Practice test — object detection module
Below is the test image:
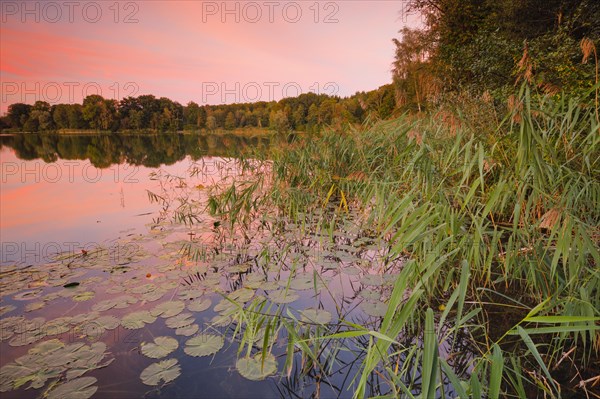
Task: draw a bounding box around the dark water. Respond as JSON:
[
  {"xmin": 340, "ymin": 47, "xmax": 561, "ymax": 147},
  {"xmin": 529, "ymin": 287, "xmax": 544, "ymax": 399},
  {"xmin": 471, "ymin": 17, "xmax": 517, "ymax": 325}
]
[{"xmin": 0, "ymin": 133, "xmax": 472, "ymax": 399}]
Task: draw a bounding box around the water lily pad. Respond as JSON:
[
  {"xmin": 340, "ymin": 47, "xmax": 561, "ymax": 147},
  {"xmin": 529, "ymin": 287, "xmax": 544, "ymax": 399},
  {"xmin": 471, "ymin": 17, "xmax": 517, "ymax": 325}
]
[
  {"xmin": 236, "ymin": 353, "xmax": 277, "ymax": 381},
  {"xmin": 210, "ymin": 314, "xmax": 231, "ymax": 327},
  {"xmin": 321, "ymin": 260, "xmax": 339, "ymax": 270},
  {"xmin": 178, "ymin": 288, "xmax": 204, "ymax": 301},
  {"xmin": 253, "ymin": 280, "xmax": 280, "ymax": 291},
  {"xmin": 0, "ymin": 363, "xmax": 29, "ymax": 391},
  {"xmin": 0, "ymin": 329, "xmax": 15, "ymax": 342},
  {"xmin": 132, "ymin": 283, "xmax": 157, "ymax": 294},
  {"xmin": 337, "ymin": 252, "xmax": 360, "ymax": 263},
  {"xmin": 300, "ymin": 308, "xmax": 332, "ymax": 325},
  {"xmin": 66, "ymin": 355, "xmax": 114, "ymax": 380},
  {"xmin": 14, "ymin": 317, "xmax": 45, "ymax": 334},
  {"xmin": 187, "ymin": 298, "xmax": 211, "ymax": 312},
  {"xmin": 0, "ymin": 305, "xmax": 16, "ymax": 316},
  {"xmin": 288, "ymin": 274, "xmax": 320, "ymax": 291},
  {"xmin": 43, "ymin": 342, "xmax": 88, "ymax": 368},
  {"xmin": 112, "ymin": 295, "xmax": 138, "ymax": 309},
  {"xmin": 95, "ymin": 315, "xmax": 120, "ymax": 330},
  {"xmin": 70, "ymin": 312, "xmax": 100, "ymax": 326},
  {"xmin": 361, "ymin": 300, "xmax": 388, "ymax": 317},
  {"xmin": 0, "ymin": 316, "xmax": 24, "ymax": 329},
  {"xmin": 141, "ymin": 336, "xmax": 178, "ymax": 359},
  {"xmin": 267, "ymin": 289, "xmax": 299, "ymax": 304},
  {"xmin": 214, "ymin": 298, "xmax": 239, "ymax": 314},
  {"xmin": 183, "ymin": 334, "xmax": 224, "ymax": 357},
  {"xmin": 228, "ymin": 288, "xmax": 255, "ymax": 303},
  {"xmin": 23, "ymin": 368, "xmax": 62, "ymax": 389},
  {"xmin": 225, "ymin": 263, "xmax": 252, "ymax": 273},
  {"xmin": 72, "ymin": 291, "xmax": 95, "ymax": 302},
  {"xmin": 10, "ymin": 330, "xmax": 46, "ymax": 346},
  {"xmin": 360, "ymin": 274, "xmax": 386, "ymax": 286},
  {"xmin": 92, "ymin": 299, "xmax": 117, "ymax": 312},
  {"xmin": 359, "ymin": 290, "xmax": 382, "ymax": 301},
  {"xmin": 25, "ymin": 301, "xmax": 46, "ymax": 312},
  {"xmin": 175, "ymin": 324, "xmax": 199, "ymax": 336},
  {"xmin": 150, "ymin": 301, "xmax": 185, "ymax": 318},
  {"xmin": 341, "ymin": 266, "xmax": 361, "ymax": 276},
  {"xmin": 28, "ymin": 338, "xmax": 65, "ymax": 355},
  {"xmin": 105, "ymin": 285, "xmax": 125, "ymax": 294},
  {"xmin": 141, "ymin": 289, "xmax": 166, "ymax": 302},
  {"xmin": 79, "ymin": 315, "xmax": 120, "ymax": 338},
  {"xmin": 140, "ymin": 358, "xmax": 181, "ymax": 386},
  {"xmin": 44, "ymin": 318, "xmax": 72, "ymax": 336},
  {"xmin": 91, "ymin": 292, "xmax": 137, "ymax": 311},
  {"xmin": 165, "ymin": 312, "xmax": 195, "ymax": 329},
  {"xmin": 13, "ymin": 289, "xmax": 43, "ymax": 301},
  {"xmin": 48, "ymin": 376, "xmax": 98, "ymax": 399},
  {"xmin": 121, "ymin": 311, "xmax": 157, "ymax": 329}
]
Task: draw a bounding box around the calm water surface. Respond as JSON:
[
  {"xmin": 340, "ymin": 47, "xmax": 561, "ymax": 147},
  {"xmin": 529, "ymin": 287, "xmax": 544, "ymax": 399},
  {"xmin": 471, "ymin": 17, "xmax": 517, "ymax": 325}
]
[{"xmin": 0, "ymin": 134, "xmax": 472, "ymax": 398}]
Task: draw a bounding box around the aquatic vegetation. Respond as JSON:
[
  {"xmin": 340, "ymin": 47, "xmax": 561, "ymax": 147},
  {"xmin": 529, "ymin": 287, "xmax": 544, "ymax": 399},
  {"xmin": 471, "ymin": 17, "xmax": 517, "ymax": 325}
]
[
  {"xmin": 140, "ymin": 359, "xmax": 181, "ymax": 386},
  {"xmin": 183, "ymin": 334, "xmax": 224, "ymax": 357},
  {"xmin": 47, "ymin": 377, "xmax": 99, "ymax": 399},
  {"xmin": 236, "ymin": 353, "xmax": 278, "ymax": 381},
  {"xmin": 141, "ymin": 337, "xmax": 179, "ymax": 359}
]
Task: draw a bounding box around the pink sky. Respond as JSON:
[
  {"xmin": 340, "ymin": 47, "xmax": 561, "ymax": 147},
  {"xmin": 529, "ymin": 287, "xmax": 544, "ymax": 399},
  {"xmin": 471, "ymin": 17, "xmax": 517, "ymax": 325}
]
[{"xmin": 0, "ymin": 1, "xmax": 422, "ymax": 113}]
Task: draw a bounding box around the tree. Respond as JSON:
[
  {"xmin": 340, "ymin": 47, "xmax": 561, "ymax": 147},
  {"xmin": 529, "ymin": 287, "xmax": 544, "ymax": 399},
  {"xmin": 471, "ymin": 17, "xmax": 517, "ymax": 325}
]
[
  {"xmin": 206, "ymin": 115, "xmax": 217, "ymax": 131},
  {"xmin": 392, "ymin": 28, "xmax": 438, "ymax": 111},
  {"xmin": 67, "ymin": 104, "xmax": 84, "ymax": 129},
  {"xmin": 52, "ymin": 104, "xmax": 70, "ymax": 129},
  {"xmin": 405, "ymin": 0, "xmax": 600, "ymax": 94},
  {"xmin": 23, "ymin": 101, "xmax": 53, "ymax": 131},
  {"xmin": 269, "ymin": 110, "xmax": 289, "ymax": 134},
  {"xmin": 82, "ymin": 95, "xmax": 117, "ymax": 130},
  {"xmin": 307, "ymin": 103, "xmax": 320, "ymax": 128},
  {"xmin": 292, "ymin": 104, "xmax": 306, "ymax": 129},
  {"xmin": 82, "ymin": 95, "xmax": 105, "ymax": 129},
  {"xmin": 184, "ymin": 101, "xmax": 200, "ymax": 130},
  {"xmin": 224, "ymin": 111, "xmax": 236, "ymax": 130},
  {"xmin": 5, "ymin": 103, "xmax": 32, "ymax": 129}
]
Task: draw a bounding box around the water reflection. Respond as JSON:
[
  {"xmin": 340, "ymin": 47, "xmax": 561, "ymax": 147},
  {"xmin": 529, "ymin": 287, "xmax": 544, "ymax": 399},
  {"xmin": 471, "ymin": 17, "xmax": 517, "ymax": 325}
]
[{"xmin": 0, "ymin": 133, "xmax": 271, "ymax": 168}]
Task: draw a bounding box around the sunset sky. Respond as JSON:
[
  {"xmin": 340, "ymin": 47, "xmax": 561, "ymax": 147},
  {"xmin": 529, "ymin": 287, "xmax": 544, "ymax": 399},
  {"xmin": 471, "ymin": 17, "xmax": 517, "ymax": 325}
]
[{"xmin": 0, "ymin": 1, "xmax": 421, "ymax": 113}]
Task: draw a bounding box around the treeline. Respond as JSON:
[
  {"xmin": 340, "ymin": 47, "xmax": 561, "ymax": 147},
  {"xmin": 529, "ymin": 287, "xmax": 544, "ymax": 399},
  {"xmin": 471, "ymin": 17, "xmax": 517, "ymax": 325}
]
[
  {"xmin": 392, "ymin": 0, "xmax": 599, "ymax": 110},
  {"xmin": 0, "ymin": 86, "xmax": 396, "ymax": 134}
]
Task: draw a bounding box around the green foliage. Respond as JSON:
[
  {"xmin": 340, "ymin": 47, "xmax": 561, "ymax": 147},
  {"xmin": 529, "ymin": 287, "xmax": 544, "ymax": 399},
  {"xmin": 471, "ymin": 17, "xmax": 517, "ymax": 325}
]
[
  {"xmin": 397, "ymin": 0, "xmax": 599, "ymax": 108},
  {"xmin": 3, "ymin": 84, "xmax": 399, "ymax": 134},
  {"xmin": 214, "ymin": 86, "xmax": 599, "ymax": 397}
]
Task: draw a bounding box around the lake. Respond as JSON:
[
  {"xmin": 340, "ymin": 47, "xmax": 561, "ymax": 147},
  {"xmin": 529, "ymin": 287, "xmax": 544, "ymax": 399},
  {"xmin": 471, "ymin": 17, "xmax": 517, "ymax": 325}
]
[{"xmin": 0, "ymin": 134, "xmax": 472, "ymax": 398}]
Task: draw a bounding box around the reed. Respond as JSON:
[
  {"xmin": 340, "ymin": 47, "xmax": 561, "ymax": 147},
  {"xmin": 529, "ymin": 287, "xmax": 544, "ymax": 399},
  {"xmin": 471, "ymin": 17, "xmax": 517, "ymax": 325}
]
[{"xmin": 207, "ymin": 85, "xmax": 600, "ymax": 398}]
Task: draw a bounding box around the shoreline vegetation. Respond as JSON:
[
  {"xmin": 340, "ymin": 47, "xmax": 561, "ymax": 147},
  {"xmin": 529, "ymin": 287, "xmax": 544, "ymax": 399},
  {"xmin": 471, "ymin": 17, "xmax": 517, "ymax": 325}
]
[{"xmin": 205, "ymin": 84, "xmax": 599, "ymax": 398}]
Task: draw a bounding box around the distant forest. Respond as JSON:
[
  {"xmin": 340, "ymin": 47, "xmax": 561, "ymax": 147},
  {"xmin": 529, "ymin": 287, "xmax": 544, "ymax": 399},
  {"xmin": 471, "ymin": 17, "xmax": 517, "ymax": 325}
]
[{"xmin": 0, "ymin": 86, "xmax": 395, "ymax": 134}]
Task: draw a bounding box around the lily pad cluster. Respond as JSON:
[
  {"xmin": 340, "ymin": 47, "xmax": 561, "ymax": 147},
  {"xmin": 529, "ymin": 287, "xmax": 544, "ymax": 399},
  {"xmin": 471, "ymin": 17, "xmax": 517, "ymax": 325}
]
[
  {"xmin": 0, "ymin": 339, "xmax": 112, "ymax": 397},
  {"xmin": 0, "ymin": 172, "xmax": 406, "ymax": 395}
]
